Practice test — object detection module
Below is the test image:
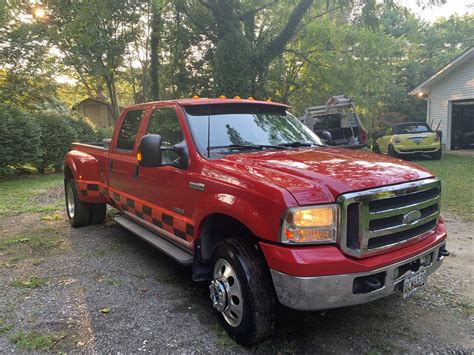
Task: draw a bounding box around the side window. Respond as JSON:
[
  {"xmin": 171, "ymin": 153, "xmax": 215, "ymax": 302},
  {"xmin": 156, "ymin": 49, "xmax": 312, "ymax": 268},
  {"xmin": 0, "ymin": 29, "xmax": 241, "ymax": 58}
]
[
  {"xmin": 147, "ymin": 107, "xmax": 184, "ymax": 162},
  {"xmin": 116, "ymin": 110, "xmax": 146, "ymax": 151}
]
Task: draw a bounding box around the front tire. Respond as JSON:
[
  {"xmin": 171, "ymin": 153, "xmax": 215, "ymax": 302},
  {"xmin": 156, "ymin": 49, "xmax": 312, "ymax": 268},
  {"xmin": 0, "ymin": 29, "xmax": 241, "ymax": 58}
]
[{"xmin": 209, "ymin": 238, "xmax": 276, "ymax": 345}]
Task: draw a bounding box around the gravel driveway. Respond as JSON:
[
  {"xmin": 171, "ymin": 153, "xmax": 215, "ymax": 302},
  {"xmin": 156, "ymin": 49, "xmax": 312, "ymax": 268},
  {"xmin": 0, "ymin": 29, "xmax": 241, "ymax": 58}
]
[{"xmin": 0, "ymin": 186, "xmax": 472, "ymax": 353}]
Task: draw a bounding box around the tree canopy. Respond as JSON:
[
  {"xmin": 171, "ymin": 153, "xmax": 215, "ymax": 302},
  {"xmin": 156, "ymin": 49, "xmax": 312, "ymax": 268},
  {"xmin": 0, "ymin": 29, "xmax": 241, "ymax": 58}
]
[{"xmin": 0, "ymin": 0, "xmax": 472, "ymax": 128}]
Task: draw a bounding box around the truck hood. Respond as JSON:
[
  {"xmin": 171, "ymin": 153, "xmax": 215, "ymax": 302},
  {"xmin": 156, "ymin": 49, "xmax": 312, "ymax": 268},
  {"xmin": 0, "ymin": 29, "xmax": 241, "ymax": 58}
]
[{"xmin": 220, "ymin": 148, "xmax": 433, "ymax": 205}]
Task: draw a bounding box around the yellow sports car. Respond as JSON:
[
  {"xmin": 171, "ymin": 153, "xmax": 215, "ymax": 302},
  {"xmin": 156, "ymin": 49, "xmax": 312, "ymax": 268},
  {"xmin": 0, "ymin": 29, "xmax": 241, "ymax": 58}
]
[{"xmin": 373, "ymin": 122, "xmax": 442, "ymax": 160}]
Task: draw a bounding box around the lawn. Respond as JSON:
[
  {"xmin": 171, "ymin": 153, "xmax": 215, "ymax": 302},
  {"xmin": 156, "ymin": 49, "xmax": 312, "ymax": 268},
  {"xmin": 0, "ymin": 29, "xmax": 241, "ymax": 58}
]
[
  {"xmin": 0, "ymin": 174, "xmax": 64, "ymax": 216},
  {"xmin": 0, "ymin": 154, "xmax": 472, "ymax": 221},
  {"xmin": 415, "ymin": 154, "xmax": 474, "ymax": 221}
]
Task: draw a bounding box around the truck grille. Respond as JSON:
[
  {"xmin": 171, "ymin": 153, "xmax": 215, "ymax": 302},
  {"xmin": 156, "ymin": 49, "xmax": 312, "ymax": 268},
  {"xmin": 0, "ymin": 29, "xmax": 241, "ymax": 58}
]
[{"xmin": 337, "ymin": 178, "xmax": 440, "ymax": 258}]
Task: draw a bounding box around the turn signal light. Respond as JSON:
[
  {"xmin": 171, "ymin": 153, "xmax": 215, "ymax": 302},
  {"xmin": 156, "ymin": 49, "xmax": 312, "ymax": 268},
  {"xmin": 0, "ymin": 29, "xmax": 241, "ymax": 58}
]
[
  {"xmin": 137, "ymin": 152, "xmax": 142, "ymax": 161},
  {"xmin": 192, "ymin": 95, "xmax": 200, "ymax": 100},
  {"xmin": 247, "ymin": 96, "xmax": 255, "ymax": 100},
  {"xmin": 234, "ymin": 96, "xmax": 241, "ymax": 99},
  {"xmin": 218, "ymin": 95, "xmax": 227, "ymax": 99}
]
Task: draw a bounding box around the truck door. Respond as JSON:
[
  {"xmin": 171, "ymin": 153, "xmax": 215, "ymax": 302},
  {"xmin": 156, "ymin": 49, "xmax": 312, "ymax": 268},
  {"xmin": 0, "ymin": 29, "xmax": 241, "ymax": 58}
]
[
  {"xmin": 107, "ymin": 108, "xmax": 148, "ymax": 200},
  {"xmin": 128, "ymin": 105, "xmax": 200, "ymax": 251}
]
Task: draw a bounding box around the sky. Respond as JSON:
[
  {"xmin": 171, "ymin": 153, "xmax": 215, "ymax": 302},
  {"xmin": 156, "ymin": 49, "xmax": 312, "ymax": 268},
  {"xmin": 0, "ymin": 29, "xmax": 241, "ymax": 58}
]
[{"xmin": 399, "ymin": 0, "xmax": 474, "ymax": 22}]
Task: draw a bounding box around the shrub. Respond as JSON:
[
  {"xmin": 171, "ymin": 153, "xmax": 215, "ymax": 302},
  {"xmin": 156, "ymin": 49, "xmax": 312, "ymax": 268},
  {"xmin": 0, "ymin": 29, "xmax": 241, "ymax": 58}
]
[
  {"xmin": 0, "ymin": 105, "xmax": 41, "ymax": 175},
  {"xmin": 66, "ymin": 114, "xmax": 96, "ymax": 142},
  {"xmin": 33, "ymin": 113, "xmax": 77, "ymax": 173},
  {"xmin": 95, "ymin": 126, "xmax": 114, "ymax": 141}
]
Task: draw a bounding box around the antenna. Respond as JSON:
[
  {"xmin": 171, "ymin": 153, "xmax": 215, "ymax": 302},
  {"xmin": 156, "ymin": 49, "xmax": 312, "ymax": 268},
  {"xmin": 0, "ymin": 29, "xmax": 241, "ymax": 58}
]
[{"xmin": 206, "ymin": 98, "xmax": 211, "ymax": 158}]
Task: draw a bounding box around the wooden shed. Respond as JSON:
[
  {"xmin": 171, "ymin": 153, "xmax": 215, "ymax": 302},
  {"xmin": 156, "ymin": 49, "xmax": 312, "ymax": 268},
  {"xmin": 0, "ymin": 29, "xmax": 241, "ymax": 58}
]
[{"xmin": 72, "ymin": 97, "xmax": 114, "ymax": 128}]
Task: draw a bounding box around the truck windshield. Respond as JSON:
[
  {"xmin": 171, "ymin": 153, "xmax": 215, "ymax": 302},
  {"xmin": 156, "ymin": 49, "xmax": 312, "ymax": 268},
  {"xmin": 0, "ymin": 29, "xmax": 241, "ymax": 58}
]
[{"xmin": 184, "ymin": 103, "xmax": 323, "ymax": 157}]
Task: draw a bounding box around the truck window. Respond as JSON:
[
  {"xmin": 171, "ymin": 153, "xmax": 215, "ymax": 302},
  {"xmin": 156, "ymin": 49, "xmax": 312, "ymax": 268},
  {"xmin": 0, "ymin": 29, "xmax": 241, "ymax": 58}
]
[
  {"xmin": 147, "ymin": 107, "xmax": 184, "ymax": 162},
  {"xmin": 116, "ymin": 109, "xmax": 146, "ymax": 151}
]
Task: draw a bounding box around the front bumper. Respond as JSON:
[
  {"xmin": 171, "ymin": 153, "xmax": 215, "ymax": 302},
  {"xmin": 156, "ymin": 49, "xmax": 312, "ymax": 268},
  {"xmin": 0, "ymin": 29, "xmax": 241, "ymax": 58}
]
[{"xmin": 270, "ymin": 241, "xmax": 447, "ymax": 311}]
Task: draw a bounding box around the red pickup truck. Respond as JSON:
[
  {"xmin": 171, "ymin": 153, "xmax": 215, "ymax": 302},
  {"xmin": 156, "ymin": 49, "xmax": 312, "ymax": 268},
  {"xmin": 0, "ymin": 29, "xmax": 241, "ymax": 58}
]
[{"xmin": 64, "ymin": 98, "xmax": 448, "ymax": 345}]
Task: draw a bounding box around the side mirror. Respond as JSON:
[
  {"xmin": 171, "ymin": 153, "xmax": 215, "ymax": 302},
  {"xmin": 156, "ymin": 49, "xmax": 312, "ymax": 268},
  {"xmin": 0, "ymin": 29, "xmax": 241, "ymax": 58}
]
[
  {"xmin": 138, "ymin": 134, "xmax": 163, "ymax": 167},
  {"xmin": 321, "ymin": 131, "xmax": 333, "ymax": 145}
]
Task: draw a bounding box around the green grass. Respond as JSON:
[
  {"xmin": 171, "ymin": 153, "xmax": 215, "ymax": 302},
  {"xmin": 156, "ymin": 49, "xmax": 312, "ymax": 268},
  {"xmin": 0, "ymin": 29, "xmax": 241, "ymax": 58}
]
[
  {"xmin": 0, "ymin": 173, "xmax": 63, "ymax": 216},
  {"xmin": 415, "ymin": 154, "xmax": 474, "ymax": 221},
  {"xmin": 10, "ymin": 277, "xmax": 47, "ymax": 289},
  {"xmin": 9, "ymin": 331, "xmax": 64, "ymax": 351}
]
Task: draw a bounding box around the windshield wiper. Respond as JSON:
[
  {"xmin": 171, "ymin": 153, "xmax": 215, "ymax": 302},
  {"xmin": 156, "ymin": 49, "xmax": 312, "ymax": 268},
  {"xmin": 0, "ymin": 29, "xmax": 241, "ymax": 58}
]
[
  {"xmin": 278, "ymin": 141, "xmax": 313, "ymax": 147},
  {"xmin": 208, "ymin": 144, "xmax": 284, "ymax": 151}
]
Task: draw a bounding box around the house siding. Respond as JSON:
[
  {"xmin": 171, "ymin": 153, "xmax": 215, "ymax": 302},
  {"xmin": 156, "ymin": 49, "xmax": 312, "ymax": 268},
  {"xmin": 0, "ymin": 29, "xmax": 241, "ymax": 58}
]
[{"xmin": 428, "ymin": 58, "xmax": 474, "ymax": 149}]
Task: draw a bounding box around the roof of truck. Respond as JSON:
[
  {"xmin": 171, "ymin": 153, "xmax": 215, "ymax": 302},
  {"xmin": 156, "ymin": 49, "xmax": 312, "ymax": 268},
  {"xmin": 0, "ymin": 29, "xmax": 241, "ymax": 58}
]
[{"xmin": 131, "ymin": 98, "xmax": 290, "ymax": 109}]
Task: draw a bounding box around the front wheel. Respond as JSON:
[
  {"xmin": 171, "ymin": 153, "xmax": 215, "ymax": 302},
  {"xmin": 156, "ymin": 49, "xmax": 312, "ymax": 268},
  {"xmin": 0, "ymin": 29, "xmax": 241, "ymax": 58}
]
[{"xmin": 209, "ymin": 238, "xmax": 276, "ymax": 345}]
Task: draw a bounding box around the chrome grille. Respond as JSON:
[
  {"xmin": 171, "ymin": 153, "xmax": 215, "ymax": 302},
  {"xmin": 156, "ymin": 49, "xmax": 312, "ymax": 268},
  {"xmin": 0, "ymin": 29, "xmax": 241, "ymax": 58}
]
[{"xmin": 337, "ymin": 178, "xmax": 440, "ymax": 258}]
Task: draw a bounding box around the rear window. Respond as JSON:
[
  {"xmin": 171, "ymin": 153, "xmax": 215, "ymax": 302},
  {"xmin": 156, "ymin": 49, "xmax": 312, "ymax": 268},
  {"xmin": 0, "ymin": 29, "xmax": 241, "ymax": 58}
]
[
  {"xmin": 116, "ymin": 109, "xmax": 146, "ymax": 151},
  {"xmin": 392, "ymin": 124, "xmax": 431, "ymax": 134}
]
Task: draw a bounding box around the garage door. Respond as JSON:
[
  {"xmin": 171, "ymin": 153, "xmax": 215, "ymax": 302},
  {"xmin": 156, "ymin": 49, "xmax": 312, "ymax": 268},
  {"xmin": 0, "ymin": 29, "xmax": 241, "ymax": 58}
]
[{"xmin": 451, "ymin": 99, "xmax": 474, "ymax": 150}]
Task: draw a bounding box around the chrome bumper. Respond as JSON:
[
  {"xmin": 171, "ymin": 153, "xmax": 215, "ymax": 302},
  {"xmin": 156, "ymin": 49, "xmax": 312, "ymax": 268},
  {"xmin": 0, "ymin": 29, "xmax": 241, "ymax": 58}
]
[{"xmin": 270, "ymin": 242, "xmax": 446, "ymax": 311}]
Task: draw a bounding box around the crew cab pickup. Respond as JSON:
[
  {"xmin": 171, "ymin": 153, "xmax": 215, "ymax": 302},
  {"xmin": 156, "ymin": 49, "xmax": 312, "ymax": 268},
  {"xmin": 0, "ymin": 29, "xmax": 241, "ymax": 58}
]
[{"xmin": 64, "ymin": 98, "xmax": 448, "ymax": 345}]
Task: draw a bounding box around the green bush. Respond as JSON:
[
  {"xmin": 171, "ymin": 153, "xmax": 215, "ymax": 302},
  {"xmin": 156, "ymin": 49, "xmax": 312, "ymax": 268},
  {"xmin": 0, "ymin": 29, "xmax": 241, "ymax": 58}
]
[
  {"xmin": 95, "ymin": 126, "xmax": 114, "ymax": 141},
  {"xmin": 0, "ymin": 105, "xmax": 41, "ymax": 175},
  {"xmin": 0, "ymin": 106, "xmax": 105, "ymax": 176},
  {"xmin": 66, "ymin": 114, "xmax": 96, "ymax": 142},
  {"xmin": 33, "ymin": 113, "xmax": 77, "ymax": 173}
]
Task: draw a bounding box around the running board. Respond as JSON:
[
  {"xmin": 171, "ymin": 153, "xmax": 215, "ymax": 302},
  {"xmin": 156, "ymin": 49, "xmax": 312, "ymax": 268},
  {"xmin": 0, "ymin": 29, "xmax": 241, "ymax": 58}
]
[{"xmin": 113, "ymin": 215, "xmax": 193, "ymax": 265}]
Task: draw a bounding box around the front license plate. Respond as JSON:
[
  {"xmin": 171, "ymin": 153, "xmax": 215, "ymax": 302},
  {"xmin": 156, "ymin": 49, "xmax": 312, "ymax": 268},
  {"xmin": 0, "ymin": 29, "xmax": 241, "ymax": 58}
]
[{"xmin": 402, "ymin": 269, "xmax": 427, "ymax": 299}]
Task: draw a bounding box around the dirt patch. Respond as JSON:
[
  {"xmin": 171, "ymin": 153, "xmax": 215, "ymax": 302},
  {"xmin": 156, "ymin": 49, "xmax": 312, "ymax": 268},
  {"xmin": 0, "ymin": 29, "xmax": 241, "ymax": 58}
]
[{"xmin": 0, "ymin": 192, "xmax": 472, "ymax": 352}]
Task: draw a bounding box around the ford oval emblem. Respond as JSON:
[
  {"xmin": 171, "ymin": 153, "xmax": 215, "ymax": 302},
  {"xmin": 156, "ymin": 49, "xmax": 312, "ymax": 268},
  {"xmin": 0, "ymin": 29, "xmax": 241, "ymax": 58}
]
[{"xmin": 403, "ymin": 210, "xmax": 422, "ymax": 224}]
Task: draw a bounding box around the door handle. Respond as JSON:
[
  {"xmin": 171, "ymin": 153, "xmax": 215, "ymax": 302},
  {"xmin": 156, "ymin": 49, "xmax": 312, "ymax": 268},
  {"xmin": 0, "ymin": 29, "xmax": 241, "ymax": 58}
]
[
  {"xmin": 108, "ymin": 160, "xmax": 113, "ymax": 170},
  {"xmin": 134, "ymin": 165, "xmax": 139, "ymax": 179}
]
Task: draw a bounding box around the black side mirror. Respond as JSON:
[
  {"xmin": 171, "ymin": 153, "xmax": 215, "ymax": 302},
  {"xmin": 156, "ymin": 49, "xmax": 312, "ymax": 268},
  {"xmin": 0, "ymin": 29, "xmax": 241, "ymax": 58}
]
[
  {"xmin": 138, "ymin": 134, "xmax": 163, "ymax": 167},
  {"xmin": 321, "ymin": 131, "xmax": 333, "ymax": 145}
]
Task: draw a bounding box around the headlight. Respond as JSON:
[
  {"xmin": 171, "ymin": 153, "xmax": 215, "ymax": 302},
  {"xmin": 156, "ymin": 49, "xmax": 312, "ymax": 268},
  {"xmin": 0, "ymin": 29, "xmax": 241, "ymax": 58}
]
[
  {"xmin": 280, "ymin": 205, "xmax": 339, "ymax": 244},
  {"xmin": 393, "ymin": 135, "xmax": 401, "ymax": 144}
]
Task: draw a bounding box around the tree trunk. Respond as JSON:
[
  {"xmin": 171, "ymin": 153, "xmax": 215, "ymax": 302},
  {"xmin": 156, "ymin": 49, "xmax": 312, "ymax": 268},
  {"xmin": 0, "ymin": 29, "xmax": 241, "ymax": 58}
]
[
  {"xmin": 105, "ymin": 75, "xmax": 120, "ymax": 120},
  {"xmin": 149, "ymin": 2, "xmax": 162, "ymax": 101}
]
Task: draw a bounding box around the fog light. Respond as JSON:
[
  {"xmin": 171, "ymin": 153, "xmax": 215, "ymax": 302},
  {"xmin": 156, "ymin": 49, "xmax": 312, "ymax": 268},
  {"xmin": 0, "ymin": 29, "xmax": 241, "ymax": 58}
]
[{"xmin": 420, "ymin": 253, "xmax": 432, "ymax": 266}]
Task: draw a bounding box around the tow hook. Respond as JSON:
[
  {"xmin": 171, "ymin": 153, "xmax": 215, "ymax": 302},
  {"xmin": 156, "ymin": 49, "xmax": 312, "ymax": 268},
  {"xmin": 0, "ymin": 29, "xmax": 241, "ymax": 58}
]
[
  {"xmin": 438, "ymin": 245, "xmax": 451, "ymax": 260},
  {"xmin": 362, "ymin": 277, "xmax": 383, "ymax": 292}
]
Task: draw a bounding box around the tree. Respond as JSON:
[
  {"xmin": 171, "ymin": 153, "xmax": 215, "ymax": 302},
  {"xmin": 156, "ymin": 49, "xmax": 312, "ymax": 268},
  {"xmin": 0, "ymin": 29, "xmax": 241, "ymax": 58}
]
[
  {"xmin": 179, "ymin": 0, "xmax": 351, "ymax": 97},
  {"xmin": 0, "ymin": 3, "xmax": 61, "ymax": 110},
  {"xmin": 45, "ymin": 0, "xmax": 147, "ymax": 119}
]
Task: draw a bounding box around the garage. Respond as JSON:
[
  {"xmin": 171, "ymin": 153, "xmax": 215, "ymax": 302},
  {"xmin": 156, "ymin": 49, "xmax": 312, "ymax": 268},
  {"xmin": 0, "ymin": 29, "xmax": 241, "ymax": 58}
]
[{"xmin": 410, "ymin": 47, "xmax": 474, "ymax": 150}]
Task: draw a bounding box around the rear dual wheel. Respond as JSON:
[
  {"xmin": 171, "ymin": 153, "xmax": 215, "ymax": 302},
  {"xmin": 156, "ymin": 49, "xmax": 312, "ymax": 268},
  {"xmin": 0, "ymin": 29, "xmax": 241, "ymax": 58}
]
[
  {"xmin": 65, "ymin": 179, "xmax": 106, "ymax": 227},
  {"xmin": 209, "ymin": 238, "xmax": 276, "ymax": 346}
]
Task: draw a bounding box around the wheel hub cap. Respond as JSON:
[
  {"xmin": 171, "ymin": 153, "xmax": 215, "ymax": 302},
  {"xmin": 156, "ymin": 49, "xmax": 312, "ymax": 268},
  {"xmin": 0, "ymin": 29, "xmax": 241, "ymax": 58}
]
[
  {"xmin": 209, "ymin": 278, "xmax": 228, "ymax": 312},
  {"xmin": 66, "ymin": 185, "xmax": 75, "ymax": 218},
  {"xmin": 209, "ymin": 259, "xmax": 243, "ymax": 327}
]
